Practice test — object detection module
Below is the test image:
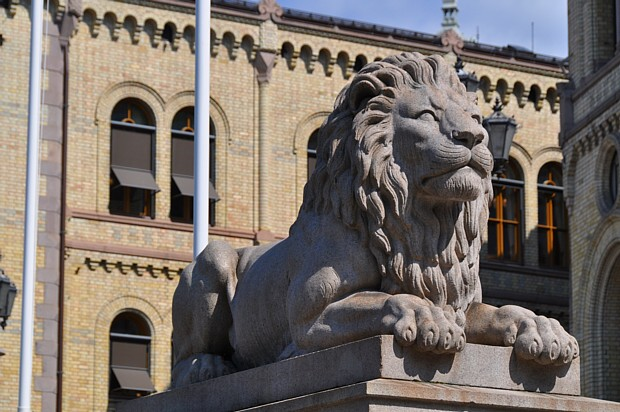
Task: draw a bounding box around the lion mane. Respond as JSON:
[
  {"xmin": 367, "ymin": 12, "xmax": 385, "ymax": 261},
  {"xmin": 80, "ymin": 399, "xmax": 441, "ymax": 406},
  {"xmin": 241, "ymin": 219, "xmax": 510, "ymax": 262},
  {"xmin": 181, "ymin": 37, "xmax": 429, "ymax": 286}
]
[{"xmin": 293, "ymin": 52, "xmax": 493, "ymax": 315}]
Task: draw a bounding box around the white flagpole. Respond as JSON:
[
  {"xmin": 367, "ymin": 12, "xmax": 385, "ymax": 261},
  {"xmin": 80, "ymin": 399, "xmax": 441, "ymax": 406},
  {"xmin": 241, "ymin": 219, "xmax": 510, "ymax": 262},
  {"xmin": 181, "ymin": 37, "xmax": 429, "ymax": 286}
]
[
  {"xmin": 193, "ymin": 0, "xmax": 211, "ymax": 258},
  {"xmin": 19, "ymin": 0, "xmax": 43, "ymax": 410}
]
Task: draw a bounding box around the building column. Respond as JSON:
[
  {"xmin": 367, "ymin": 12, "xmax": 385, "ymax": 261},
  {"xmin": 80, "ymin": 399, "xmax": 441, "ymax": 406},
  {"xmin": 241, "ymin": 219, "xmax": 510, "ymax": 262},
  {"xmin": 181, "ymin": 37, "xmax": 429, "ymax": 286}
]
[
  {"xmin": 34, "ymin": 5, "xmax": 80, "ymax": 411},
  {"xmin": 254, "ymin": 51, "xmax": 277, "ymax": 243}
]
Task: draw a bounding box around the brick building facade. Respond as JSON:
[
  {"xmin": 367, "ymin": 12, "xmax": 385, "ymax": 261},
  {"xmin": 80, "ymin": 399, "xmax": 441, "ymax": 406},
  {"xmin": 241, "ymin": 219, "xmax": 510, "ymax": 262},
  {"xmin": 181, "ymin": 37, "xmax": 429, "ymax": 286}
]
[
  {"xmin": 560, "ymin": 0, "xmax": 620, "ymax": 402},
  {"xmin": 0, "ymin": 0, "xmax": 569, "ymax": 410}
]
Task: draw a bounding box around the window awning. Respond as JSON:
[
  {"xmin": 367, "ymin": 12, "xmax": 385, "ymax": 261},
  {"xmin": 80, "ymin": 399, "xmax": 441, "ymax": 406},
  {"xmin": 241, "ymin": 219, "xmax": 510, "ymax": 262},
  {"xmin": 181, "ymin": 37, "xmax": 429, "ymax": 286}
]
[
  {"xmin": 112, "ymin": 166, "xmax": 160, "ymax": 192},
  {"xmin": 172, "ymin": 174, "xmax": 220, "ymax": 201},
  {"xmin": 111, "ymin": 367, "xmax": 155, "ymax": 393}
]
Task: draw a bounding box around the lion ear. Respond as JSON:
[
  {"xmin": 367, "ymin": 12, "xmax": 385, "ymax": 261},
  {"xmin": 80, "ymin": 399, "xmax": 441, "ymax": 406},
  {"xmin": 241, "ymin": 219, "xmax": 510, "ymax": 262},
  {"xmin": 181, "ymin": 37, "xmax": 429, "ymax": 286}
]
[{"xmin": 349, "ymin": 76, "xmax": 383, "ymax": 113}]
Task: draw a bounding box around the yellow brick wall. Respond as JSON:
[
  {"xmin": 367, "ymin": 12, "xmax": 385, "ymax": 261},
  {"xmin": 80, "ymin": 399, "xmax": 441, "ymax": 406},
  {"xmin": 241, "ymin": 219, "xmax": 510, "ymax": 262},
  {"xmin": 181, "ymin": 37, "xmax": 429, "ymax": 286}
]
[{"xmin": 0, "ymin": 4, "xmax": 46, "ymax": 411}]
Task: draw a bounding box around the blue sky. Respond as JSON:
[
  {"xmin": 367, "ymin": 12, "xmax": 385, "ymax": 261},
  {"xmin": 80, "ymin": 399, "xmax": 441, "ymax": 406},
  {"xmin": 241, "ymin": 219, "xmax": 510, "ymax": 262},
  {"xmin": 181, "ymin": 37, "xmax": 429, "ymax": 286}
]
[{"xmin": 273, "ymin": 1, "xmax": 568, "ymax": 58}]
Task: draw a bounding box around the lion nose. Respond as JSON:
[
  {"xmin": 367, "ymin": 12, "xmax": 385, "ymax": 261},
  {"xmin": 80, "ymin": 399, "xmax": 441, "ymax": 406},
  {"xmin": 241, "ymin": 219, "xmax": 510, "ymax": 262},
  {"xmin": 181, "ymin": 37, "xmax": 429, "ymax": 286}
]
[{"xmin": 451, "ymin": 129, "xmax": 484, "ymax": 149}]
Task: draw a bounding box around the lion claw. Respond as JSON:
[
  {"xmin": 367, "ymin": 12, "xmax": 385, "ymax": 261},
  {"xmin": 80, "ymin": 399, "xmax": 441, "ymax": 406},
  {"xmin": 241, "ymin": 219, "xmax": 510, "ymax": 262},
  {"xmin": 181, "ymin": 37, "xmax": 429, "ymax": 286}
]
[
  {"xmin": 388, "ymin": 296, "xmax": 465, "ymax": 354},
  {"xmin": 513, "ymin": 315, "xmax": 578, "ymax": 365}
]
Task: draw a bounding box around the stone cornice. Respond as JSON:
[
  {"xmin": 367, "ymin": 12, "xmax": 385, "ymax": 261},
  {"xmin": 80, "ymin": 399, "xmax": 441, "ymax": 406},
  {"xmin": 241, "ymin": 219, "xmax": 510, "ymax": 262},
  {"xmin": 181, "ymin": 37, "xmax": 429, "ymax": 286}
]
[
  {"xmin": 114, "ymin": 0, "xmax": 195, "ymax": 14},
  {"xmin": 277, "ymin": 20, "xmax": 564, "ymax": 79},
  {"xmin": 458, "ymin": 50, "xmax": 565, "ymax": 79}
]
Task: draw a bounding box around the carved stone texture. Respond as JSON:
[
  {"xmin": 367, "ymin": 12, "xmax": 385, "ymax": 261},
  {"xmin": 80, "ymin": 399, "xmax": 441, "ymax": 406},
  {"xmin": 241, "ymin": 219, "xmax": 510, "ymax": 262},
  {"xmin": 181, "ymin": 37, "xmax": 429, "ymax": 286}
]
[
  {"xmin": 170, "ymin": 53, "xmax": 579, "ymax": 389},
  {"xmin": 258, "ymin": 0, "xmax": 283, "ymax": 21},
  {"xmin": 259, "ymin": 19, "xmax": 279, "ymax": 51},
  {"xmin": 441, "ymin": 28, "xmax": 464, "ymax": 54},
  {"xmin": 254, "ymin": 51, "xmax": 277, "ymax": 84}
]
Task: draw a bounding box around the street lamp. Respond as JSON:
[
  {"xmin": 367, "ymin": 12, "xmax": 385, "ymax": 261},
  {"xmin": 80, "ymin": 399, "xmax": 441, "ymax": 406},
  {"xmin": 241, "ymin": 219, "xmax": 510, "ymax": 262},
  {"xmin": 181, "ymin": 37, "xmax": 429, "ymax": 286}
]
[
  {"xmin": 0, "ymin": 266, "xmax": 17, "ymax": 330},
  {"xmin": 455, "ymin": 56, "xmax": 479, "ymax": 93},
  {"xmin": 483, "ymin": 98, "xmax": 518, "ymax": 175}
]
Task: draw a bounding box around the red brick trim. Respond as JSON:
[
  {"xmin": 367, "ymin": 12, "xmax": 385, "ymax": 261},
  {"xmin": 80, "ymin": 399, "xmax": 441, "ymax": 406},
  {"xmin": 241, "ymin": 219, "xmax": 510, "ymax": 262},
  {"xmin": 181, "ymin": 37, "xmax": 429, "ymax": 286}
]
[
  {"xmin": 67, "ymin": 209, "xmax": 257, "ymax": 239},
  {"xmin": 66, "ymin": 238, "xmax": 193, "ymax": 262}
]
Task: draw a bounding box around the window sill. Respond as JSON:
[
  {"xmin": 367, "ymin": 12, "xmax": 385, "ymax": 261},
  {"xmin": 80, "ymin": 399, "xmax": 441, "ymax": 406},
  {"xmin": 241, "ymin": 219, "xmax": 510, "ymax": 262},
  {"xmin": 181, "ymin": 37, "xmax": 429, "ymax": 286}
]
[{"xmin": 480, "ymin": 259, "xmax": 569, "ymax": 278}]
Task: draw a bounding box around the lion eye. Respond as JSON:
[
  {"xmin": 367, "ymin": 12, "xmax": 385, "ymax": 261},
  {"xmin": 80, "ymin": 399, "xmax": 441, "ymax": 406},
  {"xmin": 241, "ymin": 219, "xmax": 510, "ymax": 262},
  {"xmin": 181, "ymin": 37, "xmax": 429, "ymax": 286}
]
[
  {"xmin": 418, "ymin": 111, "xmax": 437, "ymax": 122},
  {"xmin": 471, "ymin": 114, "xmax": 482, "ymax": 124}
]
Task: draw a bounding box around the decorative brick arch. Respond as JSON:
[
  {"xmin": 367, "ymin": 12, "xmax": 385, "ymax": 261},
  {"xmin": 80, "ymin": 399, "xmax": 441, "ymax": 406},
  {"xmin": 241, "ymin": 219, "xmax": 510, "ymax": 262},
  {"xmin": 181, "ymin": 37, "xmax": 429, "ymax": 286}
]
[
  {"xmin": 507, "ymin": 140, "xmax": 532, "ymax": 172},
  {"xmin": 531, "ymin": 146, "xmax": 562, "ymax": 173},
  {"xmin": 163, "ymin": 91, "xmax": 193, "ymax": 129},
  {"xmin": 92, "ymin": 294, "xmax": 167, "ymax": 410},
  {"xmin": 579, "ymin": 217, "xmax": 620, "ymax": 400},
  {"xmin": 95, "ymin": 81, "xmax": 165, "ymax": 124}
]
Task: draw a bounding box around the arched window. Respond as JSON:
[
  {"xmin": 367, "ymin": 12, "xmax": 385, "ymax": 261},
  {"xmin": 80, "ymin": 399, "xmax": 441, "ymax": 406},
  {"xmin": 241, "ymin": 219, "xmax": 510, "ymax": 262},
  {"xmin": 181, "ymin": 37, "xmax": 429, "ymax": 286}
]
[
  {"xmin": 537, "ymin": 162, "xmax": 569, "ymax": 269},
  {"xmin": 488, "ymin": 160, "xmax": 524, "ymax": 263},
  {"xmin": 170, "ymin": 108, "xmax": 218, "ymax": 225},
  {"xmin": 109, "ymin": 99, "xmax": 159, "ymax": 218},
  {"xmin": 108, "ymin": 311, "xmax": 155, "ymax": 407},
  {"xmin": 307, "ymin": 129, "xmax": 318, "ymax": 179}
]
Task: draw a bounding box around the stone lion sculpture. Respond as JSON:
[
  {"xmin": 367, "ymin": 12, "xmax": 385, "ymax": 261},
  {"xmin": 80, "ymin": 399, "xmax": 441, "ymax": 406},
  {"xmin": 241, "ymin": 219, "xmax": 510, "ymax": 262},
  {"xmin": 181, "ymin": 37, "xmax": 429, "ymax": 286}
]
[{"xmin": 171, "ymin": 52, "xmax": 578, "ymax": 388}]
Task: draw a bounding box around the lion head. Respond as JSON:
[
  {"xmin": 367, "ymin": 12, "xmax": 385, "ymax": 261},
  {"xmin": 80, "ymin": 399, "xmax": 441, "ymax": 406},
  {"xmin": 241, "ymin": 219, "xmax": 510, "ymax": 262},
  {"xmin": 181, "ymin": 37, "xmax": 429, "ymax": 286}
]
[{"xmin": 294, "ymin": 52, "xmax": 494, "ymax": 314}]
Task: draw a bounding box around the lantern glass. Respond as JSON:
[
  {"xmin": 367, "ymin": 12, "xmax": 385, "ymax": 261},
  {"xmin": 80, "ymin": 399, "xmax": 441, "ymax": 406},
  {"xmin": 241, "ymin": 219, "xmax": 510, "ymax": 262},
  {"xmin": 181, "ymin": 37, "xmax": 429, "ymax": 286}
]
[
  {"xmin": 0, "ymin": 281, "xmax": 8, "ymax": 317},
  {"xmin": 0, "ymin": 270, "xmax": 17, "ymax": 329},
  {"xmin": 459, "ymin": 72, "xmax": 480, "ymax": 93},
  {"xmin": 483, "ymin": 98, "xmax": 517, "ymax": 173},
  {"xmin": 455, "ymin": 56, "xmax": 479, "ymax": 93},
  {"xmin": 6, "ymin": 283, "xmax": 16, "ymax": 318}
]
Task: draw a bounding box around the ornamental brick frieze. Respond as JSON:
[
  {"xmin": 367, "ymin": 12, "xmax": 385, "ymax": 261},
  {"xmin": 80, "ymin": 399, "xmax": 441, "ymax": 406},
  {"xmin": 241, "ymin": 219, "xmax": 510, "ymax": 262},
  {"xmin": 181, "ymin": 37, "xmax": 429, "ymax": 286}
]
[
  {"xmin": 77, "ymin": 8, "xmax": 265, "ymax": 59},
  {"xmin": 274, "ymin": 37, "xmax": 561, "ymax": 112},
  {"xmin": 6, "ymin": 0, "xmax": 66, "ymax": 21},
  {"xmin": 79, "ymin": 7, "xmax": 195, "ymax": 52},
  {"xmin": 83, "ymin": 257, "xmax": 182, "ymax": 279},
  {"xmin": 568, "ymin": 111, "xmax": 620, "ymax": 161},
  {"xmin": 476, "ymin": 75, "xmax": 558, "ymax": 113},
  {"xmin": 218, "ymin": 31, "xmax": 258, "ymax": 61}
]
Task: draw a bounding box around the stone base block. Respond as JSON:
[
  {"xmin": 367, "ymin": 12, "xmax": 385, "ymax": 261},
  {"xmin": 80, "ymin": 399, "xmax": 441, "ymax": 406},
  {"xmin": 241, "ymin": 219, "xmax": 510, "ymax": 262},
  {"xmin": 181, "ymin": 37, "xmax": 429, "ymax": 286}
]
[{"xmin": 120, "ymin": 335, "xmax": 620, "ymax": 412}]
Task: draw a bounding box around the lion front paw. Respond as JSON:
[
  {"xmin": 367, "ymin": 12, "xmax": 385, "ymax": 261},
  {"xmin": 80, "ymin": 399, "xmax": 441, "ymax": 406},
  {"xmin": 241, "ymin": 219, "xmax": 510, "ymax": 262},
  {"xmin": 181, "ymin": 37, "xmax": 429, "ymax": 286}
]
[
  {"xmin": 388, "ymin": 295, "xmax": 465, "ymax": 354},
  {"xmin": 512, "ymin": 316, "xmax": 579, "ymax": 365},
  {"xmin": 171, "ymin": 353, "xmax": 236, "ymax": 388}
]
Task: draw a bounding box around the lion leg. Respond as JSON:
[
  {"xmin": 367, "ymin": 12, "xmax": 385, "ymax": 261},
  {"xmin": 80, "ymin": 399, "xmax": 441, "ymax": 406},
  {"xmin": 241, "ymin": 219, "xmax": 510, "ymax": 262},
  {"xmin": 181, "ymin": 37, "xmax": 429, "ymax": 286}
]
[
  {"xmin": 465, "ymin": 302, "xmax": 579, "ymax": 365},
  {"xmin": 171, "ymin": 241, "xmax": 239, "ymax": 388},
  {"xmin": 289, "ymin": 287, "xmax": 465, "ymax": 355}
]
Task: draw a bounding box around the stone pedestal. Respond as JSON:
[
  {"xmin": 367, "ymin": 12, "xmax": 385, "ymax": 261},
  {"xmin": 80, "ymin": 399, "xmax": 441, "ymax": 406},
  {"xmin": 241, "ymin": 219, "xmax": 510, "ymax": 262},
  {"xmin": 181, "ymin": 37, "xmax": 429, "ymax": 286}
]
[{"xmin": 120, "ymin": 336, "xmax": 620, "ymax": 412}]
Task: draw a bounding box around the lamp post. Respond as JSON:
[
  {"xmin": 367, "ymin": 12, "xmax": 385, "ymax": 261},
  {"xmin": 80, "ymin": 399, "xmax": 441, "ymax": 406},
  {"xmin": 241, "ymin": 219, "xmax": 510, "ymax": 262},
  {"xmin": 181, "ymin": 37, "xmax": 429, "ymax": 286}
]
[
  {"xmin": 455, "ymin": 56, "xmax": 479, "ymax": 93},
  {"xmin": 483, "ymin": 98, "xmax": 518, "ymax": 175},
  {"xmin": 0, "ymin": 266, "xmax": 17, "ymax": 331}
]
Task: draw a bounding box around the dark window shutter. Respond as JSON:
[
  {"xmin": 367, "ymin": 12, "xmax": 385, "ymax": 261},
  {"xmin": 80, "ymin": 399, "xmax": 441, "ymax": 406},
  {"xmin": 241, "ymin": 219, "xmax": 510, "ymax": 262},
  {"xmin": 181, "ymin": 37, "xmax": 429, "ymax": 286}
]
[
  {"xmin": 112, "ymin": 127, "xmax": 153, "ymax": 171},
  {"xmin": 172, "ymin": 134, "xmax": 194, "ymax": 177}
]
